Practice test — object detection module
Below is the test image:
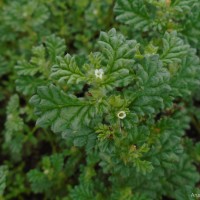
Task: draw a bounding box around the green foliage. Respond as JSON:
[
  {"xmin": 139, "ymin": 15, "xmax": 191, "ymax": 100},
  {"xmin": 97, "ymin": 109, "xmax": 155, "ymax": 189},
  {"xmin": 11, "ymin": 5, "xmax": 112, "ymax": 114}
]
[
  {"xmin": 46, "ymin": 35, "xmax": 66, "ymax": 62},
  {"xmin": 30, "ymin": 84, "xmax": 97, "ymax": 132},
  {"xmin": 15, "ymin": 35, "xmax": 66, "ymax": 96},
  {"xmin": 0, "ymin": 166, "xmax": 8, "ymax": 196},
  {"xmin": 4, "ymin": 95, "xmax": 24, "ymax": 159},
  {"xmin": 28, "ymin": 153, "xmax": 64, "ymax": 194},
  {"xmin": 69, "ymin": 184, "xmax": 95, "ymax": 200},
  {"xmin": 115, "ymin": 0, "xmax": 200, "ymax": 45},
  {"xmin": 130, "ymin": 55, "xmax": 171, "ymax": 115},
  {"xmin": 0, "ymin": 0, "xmax": 200, "ymax": 199},
  {"xmin": 115, "ymin": 0, "xmax": 152, "ymax": 31},
  {"xmin": 51, "ymin": 54, "xmax": 85, "ymax": 85},
  {"xmin": 29, "ymin": 27, "xmax": 200, "ymax": 199},
  {"xmin": 161, "ymin": 31, "xmax": 190, "ymax": 65}
]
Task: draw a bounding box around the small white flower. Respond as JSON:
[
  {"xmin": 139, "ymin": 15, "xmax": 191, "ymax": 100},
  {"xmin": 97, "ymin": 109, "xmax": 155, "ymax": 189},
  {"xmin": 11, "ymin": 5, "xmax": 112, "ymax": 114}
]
[
  {"xmin": 95, "ymin": 69, "xmax": 104, "ymax": 79},
  {"xmin": 93, "ymin": 9, "xmax": 98, "ymax": 15},
  {"xmin": 117, "ymin": 111, "xmax": 126, "ymax": 119},
  {"xmin": 44, "ymin": 169, "xmax": 49, "ymax": 175}
]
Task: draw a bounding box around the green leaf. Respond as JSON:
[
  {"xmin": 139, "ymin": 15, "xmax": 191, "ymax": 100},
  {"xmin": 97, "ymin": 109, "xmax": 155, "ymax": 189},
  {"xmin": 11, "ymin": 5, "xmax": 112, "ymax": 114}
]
[
  {"xmin": 30, "ymin": 84, "xmax": 96, "ymax": 133},
  {"xmin": 98, "ymin": 28, "xmax": 138, "ymax": 90},
  {"xmin": 0, "ymin": 165, "xmax": 8, "ymax": 195},
  {"xmin": 27, "ymin": 169, "xmax": 51, "ymax": 193},
  {"xmin": 171, "ymin": 0, "xmax": 199, "ymax": 13},
  {"xmin": 70, "ymin": 183, "xmax": 95, "ymax": 200},
  {"xmin": 15, "ymin": 61, "xmax": 41, "ymax": 76},
  {"xmin": 170, "ymin": 48, "xmax": 200, "ymax": 97},
  {"xmin": 16, "ymin": 76, "xmax": 47, "ymax": 95},
  {"xmin": 15, "ymin": 45, "xmax": 46, "ymax": 76},
  {"xmin": 161, "ymin": 32, "xmax": 189, "ymax": 65},
  {"xmin": 115, "ymin": 0, "xmax": 151, "ymax": 31},
  {"xmin": 45, "ymin": 35, "xmax": 66, "ymax": 62},
  {"xmin": 130, "ymin": 55, "xmax": 171, "ymax": 115},
  {"xmin": 15, "ymin": 44, "xmax": 51, "ymax": 96},
  {"xmin": 0, "ymin": 55, "xmax": 11, "ymax": 77},
  {"xmin": 25, "ymin": 1, "xmax": 50, "ymax": 27},
  {"xmin": 62, "ymin": 127, "xmax": 96, "ymax": 151},
  {"xmin": 4, "ymin": 95, "xmax": 24, "ymax": 157},
  {"xmin": 131, "ymin": 144, "xmax": 153, "ymax": 174},
  {"xmin": 98, "ymin": 28, "xmax": 136, "ymax": 73},
  {"xmin": 51, "ymin": 54, "xmax": 85, "ymax": 85},
  {"xmin": 50, "ymin": 154, "xmax": 64, "ymax": 173},
  {"xmin": 166, "ymin": 155, "xmax": 200, "ymax": 200}
]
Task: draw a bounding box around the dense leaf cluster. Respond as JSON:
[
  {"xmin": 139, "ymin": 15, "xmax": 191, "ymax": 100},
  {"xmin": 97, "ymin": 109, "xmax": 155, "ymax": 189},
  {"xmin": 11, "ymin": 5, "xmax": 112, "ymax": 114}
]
[{"xmin": 0, "ymin": 0, "xmax": 200, "ymax": 199}]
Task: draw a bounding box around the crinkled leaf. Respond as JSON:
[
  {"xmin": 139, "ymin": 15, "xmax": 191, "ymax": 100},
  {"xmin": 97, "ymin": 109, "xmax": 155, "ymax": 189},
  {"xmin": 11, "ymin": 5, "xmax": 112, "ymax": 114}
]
[
  {"xmin": 161, "ymin": 32, "xmax": 189, "ymax": 65},
  {"xmin": 51, "ymin": 54, "xmax": 85, "ymax": 85},
  {"xmin": 98, "ymin": 28, "xmax": 138, "ymax": 90},
  {"xmin": 45, "ymin": 35, "xmax": 66, "ymax": 62},
  {"xmin": 130, "ymin": 55, "xmax": 171, "ymax": 115},
  {"xmin": 115, "ymin": 0, "xmax": 151, "ymax": 31},
  {"xmin": 0, "ymin": 166, "xmax": 8, "ymax": 195},
  {"xmin": 30, "ymin": 84, "xmax": 96, "ymax": 133}
]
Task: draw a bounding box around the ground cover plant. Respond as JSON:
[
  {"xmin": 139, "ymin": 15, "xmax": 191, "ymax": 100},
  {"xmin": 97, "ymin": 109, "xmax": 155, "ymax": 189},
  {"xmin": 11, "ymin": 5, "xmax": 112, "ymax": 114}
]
[{"xmin": 0, "ymin": 0, "xmax": 200, "ymax": 199}]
